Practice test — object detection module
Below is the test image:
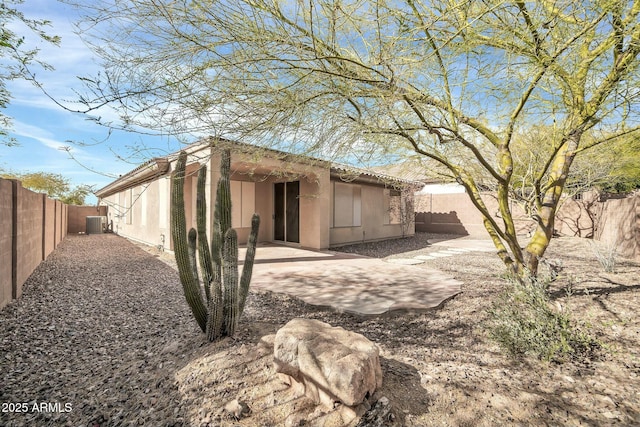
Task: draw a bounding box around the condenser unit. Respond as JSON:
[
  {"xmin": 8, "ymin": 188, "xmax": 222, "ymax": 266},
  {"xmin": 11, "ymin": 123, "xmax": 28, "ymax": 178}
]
[{"xmin": 86, "ymin": 216, "xmax": 106, "ymax": 234}]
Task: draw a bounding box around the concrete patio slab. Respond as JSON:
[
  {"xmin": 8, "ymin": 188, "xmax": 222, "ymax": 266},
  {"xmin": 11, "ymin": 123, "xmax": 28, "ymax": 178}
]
[
  {"xmin": 427, "ymin": 252, "xmax": 454, "ymax": 258},
  {"xmin": 431, "ymin": 237, "xmax": 496, "ymax": 252},
  {"xmin": 385, "ymin": 258, "xmax": 425, "ymax": 265},
  {"xmin": 415, "ymin": 255, "xmax": 436, "ymax": 260},
  {"xmin": 240, "ymin": 244, "xmax": 462, "ymax": 316}
]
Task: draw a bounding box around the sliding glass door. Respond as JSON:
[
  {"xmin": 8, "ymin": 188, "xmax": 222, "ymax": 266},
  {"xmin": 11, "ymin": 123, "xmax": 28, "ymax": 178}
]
[{"xmin": 273, "ymin": 181, "xmax": 300, "ymax": 243}]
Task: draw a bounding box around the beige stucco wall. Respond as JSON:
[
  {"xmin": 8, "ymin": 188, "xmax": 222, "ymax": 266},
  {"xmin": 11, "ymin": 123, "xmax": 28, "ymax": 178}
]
[
  {"xmin": 231, "ymin": 157, "xmax": 330, "ymax": 250},
  {"xmin": 330, "ymin": 181, "xmax": 415, "ymax": 247},
  {"xmin": 100, "ymin": 145, "xmax": 416, "ymax": 251},
  {"xmin": 555, "ymin": 192, "xmax": 639, "ymax": 260},
  {"xmin": 104, "ymin": 176, "xmax": 173, "ymax": 250},
  {"xmin": 103, "ymin": 149, "xmax": 284, "ymax": 250},
  {"xmin": 299, "ymin": 169, "xmax": 331, "ymax": 250}
]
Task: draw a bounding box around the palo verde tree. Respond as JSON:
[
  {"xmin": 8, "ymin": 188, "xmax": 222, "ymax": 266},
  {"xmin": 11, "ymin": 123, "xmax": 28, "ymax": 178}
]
[
  {"xmin": 489, "ymin": 125, "xmax": 640, "ymax": 215},
  {"xmin": 72, "ymin": 0, "xmax": 640, "ymax": 276},
  {"xmin": 0, "ymin": 170, "xmax": 91, "ymax": 205},
  {"xmin": 0, "ymin": 1, "xmax": 60, "ymax": 145}
]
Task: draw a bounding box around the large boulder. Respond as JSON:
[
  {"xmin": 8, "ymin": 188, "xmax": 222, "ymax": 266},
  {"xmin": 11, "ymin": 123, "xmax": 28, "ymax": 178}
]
[{"xmin": 274, "ymin": 318, "xmax": 383, "ymax": 408}]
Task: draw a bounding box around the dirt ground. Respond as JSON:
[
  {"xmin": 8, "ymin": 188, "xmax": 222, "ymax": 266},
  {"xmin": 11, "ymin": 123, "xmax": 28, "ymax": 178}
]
[
  {"xmin": 1, "ymin": 233, "xmax": 638, "ymax": 426},
  {"xmin": 160, "ymin": 233, "xmax": 640, "ymax": 426}
]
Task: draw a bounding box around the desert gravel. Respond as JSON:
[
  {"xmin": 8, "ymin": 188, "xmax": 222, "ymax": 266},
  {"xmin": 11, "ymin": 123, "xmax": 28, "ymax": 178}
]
[
  {"xmin": 2, "ymin": 232, "xmax": 639, "ymax": 427},
  {"xmin": 0, "ymin": 234, "xmax": 201, "ymax": 427}
]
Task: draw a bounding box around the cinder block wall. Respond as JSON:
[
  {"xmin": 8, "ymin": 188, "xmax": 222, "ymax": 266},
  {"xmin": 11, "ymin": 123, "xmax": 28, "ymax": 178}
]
[
  {"xmin": 414, "ymin": 192, "xmax": 531, "ymax": 236},
  {"xmin": 416, "ymin": 189, "xmax": 640, "ymax": 261},
  {"xmin": 594, "ymin": 193, "xmax": 640, "ymax": 261},
  {"xmin": 67, "ymin": 205, "xmax": 108, "ymax": 234},
  {"xmin": 0, "ymin": 179, "xmax": 68, "ymax": 310},
  {"xmin": 14, "ymin": 183, "xmax": 44, "ymax": 300},
  {"xmin": 43, "ymin": 198, "xmax": 56, "ymax": 257},
  {"xmin": 0, "ymin": 179, "xmax": 13, "ymax": 311}
]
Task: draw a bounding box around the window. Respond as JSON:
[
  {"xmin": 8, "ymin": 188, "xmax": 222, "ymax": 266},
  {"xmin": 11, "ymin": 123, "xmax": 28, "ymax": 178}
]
[
  {"xmin": 384, "ymin": 188, "xmax": 402, "ymax": 225},
  {"xmin": 158, "ymin": 178, "xmax": 168, "ymax": 229},
  {"xmin": 230, "ymin": 181, "xmax": 256, "ymax": 228},
  {"xmin": 125, "ymin": 189, "xmax": 133, "ymax": 224},
  {"xmin": 140, "ymin": 185, "xmax": 147, "ymax": 227},
  {"xmin": 333, "ymin": 181, "xmax": 361, "ymax": 227},
  {"xmin": 118, "ymin": 191, "xmax": 125, "ymax": 221}
]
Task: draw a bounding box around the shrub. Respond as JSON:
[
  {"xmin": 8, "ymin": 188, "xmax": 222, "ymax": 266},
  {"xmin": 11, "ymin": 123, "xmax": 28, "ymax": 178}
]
[
  {"xmin": 488, "ymin": 276, "xmax": 598, "ymax": 363},
  {"xmin": 590, "ymin": 238, "xmax": 618, "ymax": 273}
]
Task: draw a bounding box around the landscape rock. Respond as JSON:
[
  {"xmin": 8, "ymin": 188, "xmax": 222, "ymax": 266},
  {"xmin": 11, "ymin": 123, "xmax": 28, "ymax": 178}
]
[
  {"xmin": 274, "ymin": 318, "xmax": 383, "ymax": 408},
  {"xmin": 355, "ymin": 396, "xmax": 394, "ymax": 427},
  {"xmin": 223, "ymin": 399, "xmax": 251, "ymax": 420}
]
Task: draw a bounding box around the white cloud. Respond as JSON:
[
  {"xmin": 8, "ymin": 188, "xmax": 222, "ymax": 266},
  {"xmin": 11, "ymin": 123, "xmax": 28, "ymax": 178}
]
[
  {"xmin": 5, "ymin": 1, "xmax": 102, "ymax": 112},
  {"xmin": 12, "ymin": 119, "xmax": 74, "ymax": 151}
]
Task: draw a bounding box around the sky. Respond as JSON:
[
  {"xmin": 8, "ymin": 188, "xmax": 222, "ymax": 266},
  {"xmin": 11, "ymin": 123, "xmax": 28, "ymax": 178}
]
[{"xmin": 1, "ymin": 0, "xmax": 181, "ymax": 205}]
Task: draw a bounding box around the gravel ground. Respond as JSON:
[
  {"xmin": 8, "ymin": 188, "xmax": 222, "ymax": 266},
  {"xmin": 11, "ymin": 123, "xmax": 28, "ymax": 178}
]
[
  {"xmin": 0, "ymin": 234, "xmax": 202, "ymax": 426},
  {"xmin": 1, "ymin": 232, "xmax": 639, "ymax": 427}
]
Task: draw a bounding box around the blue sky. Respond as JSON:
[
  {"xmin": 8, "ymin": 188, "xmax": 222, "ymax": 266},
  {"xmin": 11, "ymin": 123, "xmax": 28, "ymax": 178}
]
[{"xmin": 0, "ymin": 0, "xmax": 180, "ymax": 204}]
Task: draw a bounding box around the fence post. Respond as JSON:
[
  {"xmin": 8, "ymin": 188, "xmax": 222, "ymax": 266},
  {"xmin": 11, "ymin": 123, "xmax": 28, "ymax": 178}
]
[
  {"xmin": 42, "ymin": 193, "xmax": 47, "ymax": 261},
  {"xmin": 10, "ymin": 180, "xmax": 18, "ymax": 299},
  {"xmin": 54, "ymin": 201, "xmax": 58, "ymax": 249}
]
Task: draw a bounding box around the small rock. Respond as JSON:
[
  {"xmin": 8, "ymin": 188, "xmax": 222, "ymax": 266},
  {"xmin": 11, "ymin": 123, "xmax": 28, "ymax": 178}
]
[
  {"xmin": 598, "ymin": 395, "xmax": 616, "ymax": 406},
  {"xmin": 603, "ymin": 410, "xmax": 621, "ymax": 420},
  {"xmin": 355, "ymin": 396, "xmax": 393, "ymax": 427},
  {"xmin": 224, "ymin": 399, "xmax": 250, "ymax": 420},
  {"xmin": 420, "ymin": 374, "xmax": 434, "ymax": 385},
  {"xmin": 285, "ymin": 412, "xmax": 306, "ymax": 427}
]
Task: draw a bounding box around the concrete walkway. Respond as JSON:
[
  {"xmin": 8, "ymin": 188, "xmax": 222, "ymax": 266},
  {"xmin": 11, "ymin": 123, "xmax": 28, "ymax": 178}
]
[
  {"xmin": 241, "ymin": 244, "xmax": 465, "ymax": 316},
  {"xmin": 385, "ymin": 237, "xmax": 496, "ymax": 265}
]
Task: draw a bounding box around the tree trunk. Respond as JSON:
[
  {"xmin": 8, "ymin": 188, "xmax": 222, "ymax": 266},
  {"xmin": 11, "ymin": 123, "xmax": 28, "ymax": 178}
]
[{"xmin": 524, "ymin": 131, "xmax": 582, "ymax": 275}]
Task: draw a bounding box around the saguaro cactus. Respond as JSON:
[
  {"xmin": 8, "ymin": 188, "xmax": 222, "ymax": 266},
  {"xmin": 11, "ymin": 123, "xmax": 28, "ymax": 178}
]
[{"xmin": 171, "ymin": 149, "xmax": 260, "ymax": 341}]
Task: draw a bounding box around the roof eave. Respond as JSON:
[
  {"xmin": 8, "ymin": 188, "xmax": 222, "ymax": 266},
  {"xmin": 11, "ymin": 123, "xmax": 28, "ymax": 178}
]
[
  {"xmin": 95, "ymin": 158, "xmax": 171, "ymax": 199},
  {"xmin": 330, "ymin": 165, "xmax": 424, "ymax": 188}
]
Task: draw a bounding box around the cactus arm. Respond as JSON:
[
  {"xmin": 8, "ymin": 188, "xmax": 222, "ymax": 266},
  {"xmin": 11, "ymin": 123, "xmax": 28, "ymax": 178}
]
[
  {"xmin": 210, "ymin": 184, "xmax": 223, "ymax": 290},
  {"xmin": 210, "ymin": 223, "xmax": 223, "ymax": 298},
  {"xmin": 238, "ymin": 213, "xmax": 260, "ymax": 314},
  {"xmin": 171, "ymin": 151, "xmax": 207, "ymax": 332},
  {"xmin": 216, "ymin": 149, "xmax": 232, "ymax": 235},
  {"xmin": 206, "ymin": 275, "xmax": 224, "ymax": 341},
  {"xmin": 196, "ymin": 165, "xmax": 214, "ymax": 301},
  {"xmin": 206, "ymin": 165, "xmax": 224, "ymax": 340},
  {"xmin": 206, "ymin": 176, "xmax": 224, "ymax": 340},
  {"xmin": 222, "ymin": 228, "xmax": 240, "ymax": 337},
  {"xmin": 187, "ymin": 228, "xmax": 201, "ymax": 294}
]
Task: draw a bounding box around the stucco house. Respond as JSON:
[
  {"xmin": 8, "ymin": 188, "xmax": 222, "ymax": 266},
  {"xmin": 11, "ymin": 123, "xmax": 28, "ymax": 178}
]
[{"xmin": 95, "ymin": 139, "xmax": 422, "ymax": 251}]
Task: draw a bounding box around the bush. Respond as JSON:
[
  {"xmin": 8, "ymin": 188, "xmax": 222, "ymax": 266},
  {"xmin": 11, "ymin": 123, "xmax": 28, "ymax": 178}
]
[
  {"xmin": 488, "ymin": 276, "xmax": 598, "ymax": 363},
  {"xmin": 590, "ymin": 238, "xmax": 618, "ymax": 273}
]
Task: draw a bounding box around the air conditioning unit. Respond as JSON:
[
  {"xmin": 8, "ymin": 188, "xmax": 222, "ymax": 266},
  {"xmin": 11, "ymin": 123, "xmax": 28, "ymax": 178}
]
[{"xmin": 86, "ymin": 216, "xmax": 106, "ymax": 234}]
